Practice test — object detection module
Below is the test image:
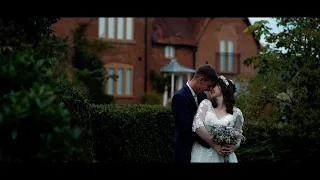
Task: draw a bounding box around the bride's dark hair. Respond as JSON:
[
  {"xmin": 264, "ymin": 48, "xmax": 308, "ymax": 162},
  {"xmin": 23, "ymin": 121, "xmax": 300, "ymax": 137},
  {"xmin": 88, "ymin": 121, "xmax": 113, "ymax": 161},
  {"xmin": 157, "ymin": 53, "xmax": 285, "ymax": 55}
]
[{"xmin": 210, "ymin": 77, "xmax": 237, "ymax": 114}]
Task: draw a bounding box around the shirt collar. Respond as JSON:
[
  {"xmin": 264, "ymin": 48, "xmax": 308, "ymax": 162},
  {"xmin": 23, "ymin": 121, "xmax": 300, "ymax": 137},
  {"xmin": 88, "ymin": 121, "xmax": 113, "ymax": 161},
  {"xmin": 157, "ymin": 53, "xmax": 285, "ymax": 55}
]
[{"xmin": 186, "ymin": 82, "xmax": 197, "ymax": 97}]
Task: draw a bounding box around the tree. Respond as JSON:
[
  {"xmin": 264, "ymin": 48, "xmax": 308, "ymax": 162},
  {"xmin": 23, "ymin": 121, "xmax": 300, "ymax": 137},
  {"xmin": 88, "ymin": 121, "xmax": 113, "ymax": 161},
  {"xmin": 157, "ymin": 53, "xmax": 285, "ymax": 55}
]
[
  {"xmin": 0, "ymin": 18, "xmax": 84, "ymax": 162},
  {"xmin": 70, "ymin": 21, "xmax": 115, "ymax": 104},
  {"xmin": 0, "ymin": 18, "xmax": 60, "ymax": 49},
  {"xmin": 240, "ymin": 17, "xmax": 320, "ymax": 162}
]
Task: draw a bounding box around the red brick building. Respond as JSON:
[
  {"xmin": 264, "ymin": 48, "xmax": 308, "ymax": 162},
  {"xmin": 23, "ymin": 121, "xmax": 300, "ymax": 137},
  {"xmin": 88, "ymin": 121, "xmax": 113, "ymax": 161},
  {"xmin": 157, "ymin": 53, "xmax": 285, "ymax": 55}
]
[{"xmin": 52, "ymin": 17, "xmax": 260, "ymax": 104}]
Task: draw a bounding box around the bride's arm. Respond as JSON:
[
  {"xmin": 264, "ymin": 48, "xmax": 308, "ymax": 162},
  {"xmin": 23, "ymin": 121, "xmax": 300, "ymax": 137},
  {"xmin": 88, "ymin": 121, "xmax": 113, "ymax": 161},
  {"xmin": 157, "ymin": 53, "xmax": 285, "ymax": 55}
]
[
  {"xmin": 225, "ymin": 108, "xmax": 245, "ymax": 152},
  {"xmin": 195, "ymin": 127, "xmax": 221, "ymax": 153},
  {"xmin": 192, "ymin": 100, "xmax": 221, "ymax": 152},
  {"xmin": 234, "ymin": 112, "xmax": 244, "ymax": 150}
]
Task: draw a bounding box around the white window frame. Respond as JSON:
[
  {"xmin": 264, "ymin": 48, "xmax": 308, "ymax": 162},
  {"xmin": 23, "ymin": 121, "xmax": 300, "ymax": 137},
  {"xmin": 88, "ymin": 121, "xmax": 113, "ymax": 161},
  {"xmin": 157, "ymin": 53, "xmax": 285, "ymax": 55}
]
[
  {"xmin": 165, "ymin": 45, "xmax": 175, "ymax": 58},
  {"xmin": 99, "ymin": 17, "xmax": 134, "ymax": 41},
  {"xmin": 219, "ymin": 40, "xmax": 235, "ymax": 73},
  {"xmin": 104, "ymin": 63, "xmax": 134, "ymax": 96}
]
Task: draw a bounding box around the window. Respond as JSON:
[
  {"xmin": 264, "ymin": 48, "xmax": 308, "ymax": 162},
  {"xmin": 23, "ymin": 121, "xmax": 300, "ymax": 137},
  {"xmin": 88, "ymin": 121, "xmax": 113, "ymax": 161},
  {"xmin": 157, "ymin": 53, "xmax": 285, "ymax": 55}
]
[
  {"xmin": 99, "ymin": 17, "xmax": 134, "ymax": 41},
  {"xmin": 219, "ymin": 40, "xmax": 235, "ymax": 72},
  {"xmin": 165, "ymin": 45, "xmax": 175, "ymax": 58},
  {"xmin": 104, "ymin": 63, "xmax": 134, "ymax": 96}
]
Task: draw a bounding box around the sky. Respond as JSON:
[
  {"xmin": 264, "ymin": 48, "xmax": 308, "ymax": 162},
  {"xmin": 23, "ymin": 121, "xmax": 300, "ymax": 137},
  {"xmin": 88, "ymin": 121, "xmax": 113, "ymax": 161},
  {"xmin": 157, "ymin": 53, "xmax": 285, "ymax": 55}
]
[{"xmin": 248, "ymin": 17, "xmax": 283, "ymax": 47}]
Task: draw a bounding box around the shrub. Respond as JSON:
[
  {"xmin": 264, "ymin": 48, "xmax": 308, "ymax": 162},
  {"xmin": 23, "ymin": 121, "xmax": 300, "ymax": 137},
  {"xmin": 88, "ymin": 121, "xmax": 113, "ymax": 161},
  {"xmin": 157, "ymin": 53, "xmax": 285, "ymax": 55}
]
[
  {"xmin": 140, "ymin": 92, "xmax": 162, "ymax": 105},
  {"xmin": 237, "ymin": 18, "xmax": 320, "ymax": 163},
  {"xmin": 0, "ymin": 17, "xmax": 60, "ymax": 49},
  {"xmin": 0, "ymin": 18, "xmax": 87, "ymax": 162},
  {"xmin": 0, "ymin": 43, "xmax": 83, "ymax": 162},
  {"xmin": 72, "ymin": 101, "xmax": 320, "ymax": 163},
  {"xmin": 237, "ymin": 116, "xmax": 320, "ymax": 163},
  {"xmin": 55, "ymin": 83, "xmax": 94, "ymax": 162},
  {"xmin": 166, "ymin": 98, "xmax": 172, "ymax": 108},
  {"xmin": 90, "ymin": 104, "xmax": 174, "ymax": 163},
  {"xmin": 150, "ymin": 70, "xmax": 170, "ymax": 94},
  {"xmin": 70, "ymin": 20, "xmax": 114, "ymax": 105}
]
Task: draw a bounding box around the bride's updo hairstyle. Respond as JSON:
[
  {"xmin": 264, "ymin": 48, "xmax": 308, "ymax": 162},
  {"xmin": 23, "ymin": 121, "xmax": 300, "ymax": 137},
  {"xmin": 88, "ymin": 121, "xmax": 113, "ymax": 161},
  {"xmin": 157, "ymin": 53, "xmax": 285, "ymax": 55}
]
[{"xmin": 210, "ymin": 75, "xmax": 237, "ymax": 114}]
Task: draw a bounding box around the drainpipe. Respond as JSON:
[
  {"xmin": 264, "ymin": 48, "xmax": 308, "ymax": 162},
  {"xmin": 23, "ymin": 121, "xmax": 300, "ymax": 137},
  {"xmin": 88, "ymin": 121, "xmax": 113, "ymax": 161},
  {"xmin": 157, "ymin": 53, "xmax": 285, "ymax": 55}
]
[
  {"xmin": 193, "ymin": 18, "xmax": 213, "ymax": 69},
  {"xmin": 193, "ymin": 47, "xmax": 197, "ymax": 69},
  {"xmin": 192, "ymin": 43, "xmax": 198, "ymax": 69},
  {"xmin": 144, "ymin": 17, "xmax": 149, "ymax": 93},
  {"xmin": 192, "ymin": 46, "xmax": 197, "ymax": 78}
]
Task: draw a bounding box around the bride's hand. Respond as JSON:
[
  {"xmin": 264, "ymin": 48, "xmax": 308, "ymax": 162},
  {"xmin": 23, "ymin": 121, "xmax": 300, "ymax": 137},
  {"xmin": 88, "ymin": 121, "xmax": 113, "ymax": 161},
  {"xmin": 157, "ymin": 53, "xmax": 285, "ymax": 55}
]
[
  {"xmin": 212, "ymin": 144, "xmax": 227, "ymax": 156},
  {"xmin": 221, "ymin": 145, "xmax": 236, "ymax": 155}
]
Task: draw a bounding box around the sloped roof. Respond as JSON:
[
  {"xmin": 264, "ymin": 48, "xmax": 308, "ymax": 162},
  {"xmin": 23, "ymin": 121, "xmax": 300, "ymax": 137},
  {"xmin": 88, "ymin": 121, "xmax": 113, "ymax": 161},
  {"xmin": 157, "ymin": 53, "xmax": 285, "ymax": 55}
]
[
  {"xmin": 160, "ymin": 59, "xmax": 196, "ymax": 73},
  {"xmin": 152, "ymin": 18, "xmax": 195, "ymax": 46},
  {"xmin": 152, "ymin": 17, "xmax": 261, "ymax": 49}
]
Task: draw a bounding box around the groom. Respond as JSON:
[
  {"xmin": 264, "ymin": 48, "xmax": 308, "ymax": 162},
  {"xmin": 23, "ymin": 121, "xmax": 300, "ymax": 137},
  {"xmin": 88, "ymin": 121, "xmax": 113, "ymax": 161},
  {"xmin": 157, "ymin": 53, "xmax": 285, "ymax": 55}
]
[{"xmin": 171, "ymin": 64, "xmax": 219, "ymax": 163}]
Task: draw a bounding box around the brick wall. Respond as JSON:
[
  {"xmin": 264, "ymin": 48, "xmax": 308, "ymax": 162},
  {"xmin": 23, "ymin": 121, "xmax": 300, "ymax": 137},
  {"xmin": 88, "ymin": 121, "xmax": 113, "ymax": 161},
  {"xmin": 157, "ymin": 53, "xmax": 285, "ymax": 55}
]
[{"xmin": 196, "ymin": 18, "xmax": 259, "ymax": 81}]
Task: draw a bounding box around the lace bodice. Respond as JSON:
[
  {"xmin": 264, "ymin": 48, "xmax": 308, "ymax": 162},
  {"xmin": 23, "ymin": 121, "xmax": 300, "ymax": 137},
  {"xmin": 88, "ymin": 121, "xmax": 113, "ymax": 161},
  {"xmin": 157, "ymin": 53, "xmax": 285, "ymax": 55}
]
[
  {"xmin": 190, "ymin": 99, "xmax": 244, "ymax": 163},
  {"xmin": 192, "ymin": 99, "xmax": 244, "ymax": 134}
]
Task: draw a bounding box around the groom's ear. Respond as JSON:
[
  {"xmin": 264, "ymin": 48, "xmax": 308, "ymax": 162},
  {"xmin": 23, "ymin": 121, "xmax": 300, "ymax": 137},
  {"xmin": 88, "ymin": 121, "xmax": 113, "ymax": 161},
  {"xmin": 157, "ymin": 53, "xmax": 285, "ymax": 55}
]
[{"xmin": 198, "ymin": 76, "xmax": 205, "ymax": 82}]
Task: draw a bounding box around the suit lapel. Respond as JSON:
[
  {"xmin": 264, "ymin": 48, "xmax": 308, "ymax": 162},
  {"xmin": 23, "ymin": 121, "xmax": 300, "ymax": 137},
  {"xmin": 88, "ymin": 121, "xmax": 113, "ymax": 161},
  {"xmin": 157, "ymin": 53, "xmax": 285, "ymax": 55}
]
[{"xmin": 183, "ymin": 84, "xmax": 198, "ymax": 109}]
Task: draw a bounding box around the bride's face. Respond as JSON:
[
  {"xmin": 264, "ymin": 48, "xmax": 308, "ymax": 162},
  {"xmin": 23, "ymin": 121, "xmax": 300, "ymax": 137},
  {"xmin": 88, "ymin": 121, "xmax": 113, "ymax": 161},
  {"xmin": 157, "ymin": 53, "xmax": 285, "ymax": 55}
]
[{"xmin": 208, "ymin": 84, "xmax": 222, "ymax": 99}]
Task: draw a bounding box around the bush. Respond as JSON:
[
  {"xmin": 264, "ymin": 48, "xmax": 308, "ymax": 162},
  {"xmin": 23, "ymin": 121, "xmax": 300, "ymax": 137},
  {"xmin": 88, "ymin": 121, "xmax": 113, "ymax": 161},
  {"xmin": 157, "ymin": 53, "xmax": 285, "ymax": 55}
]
[
  {"xmin": 140, "ymin": 92, "xmax": 162, "ymax": 105},
  {"xmin": 237, "ymin": 116, "xmax": 320, "ymax": 163},
  {"xmin": 86, "ymin": 103, "xmax": 320, "ymax": 163},
  {"xmin": 0, "ymin": 42, "xmax": 83, "ymax": 162},
  {"xmin": 166, "ymin": 98, "xmax": 172, "ymax": 108},
  {"xmin": 55, "ymin": 83, "xmax": 95, "ymax": 162},
  {"xmin": 70, "ymin": 21, "xmax": 114, "ymax": 105},
  {"xmin": 59, "ymin": 99, "xmax": 319, "ymax": 163},
  {"xmin": 0, "ymin": 18, "xmax": 60, "ymax": 49},
  {"xmin": 90, "ymin": 104, "xmax": 174, "ymax": 163},
  {"xmin": 236, "ymin": 18, "xmax": 320, "ymax": 163}
]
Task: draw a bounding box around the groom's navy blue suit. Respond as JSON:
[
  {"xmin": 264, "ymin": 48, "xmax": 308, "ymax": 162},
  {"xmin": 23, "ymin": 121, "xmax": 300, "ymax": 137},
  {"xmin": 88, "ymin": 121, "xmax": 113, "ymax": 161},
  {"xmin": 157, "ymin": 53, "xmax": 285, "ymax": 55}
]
[{"xmin": 171, "ymin": 84, "xmax": 211, "ymax": 163}]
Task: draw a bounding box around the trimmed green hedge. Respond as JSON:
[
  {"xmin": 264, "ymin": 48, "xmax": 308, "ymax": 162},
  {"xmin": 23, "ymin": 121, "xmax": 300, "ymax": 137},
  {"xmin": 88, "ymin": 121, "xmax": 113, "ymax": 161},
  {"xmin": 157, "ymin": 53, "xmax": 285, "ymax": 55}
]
[
  {"xmin": 237, "ymin": 119, "xmax": 320, "ymax": 163},
  {"xmin": 90, "ymin": 104, "xmax": 174, "ymax": 163},
  {"xmin": 56, "ymin": 83, "xmax": 95, "ymax": 162},
  {"xmin": 64, "ymin": 99, "xmax": 320, "ymax": 163}
]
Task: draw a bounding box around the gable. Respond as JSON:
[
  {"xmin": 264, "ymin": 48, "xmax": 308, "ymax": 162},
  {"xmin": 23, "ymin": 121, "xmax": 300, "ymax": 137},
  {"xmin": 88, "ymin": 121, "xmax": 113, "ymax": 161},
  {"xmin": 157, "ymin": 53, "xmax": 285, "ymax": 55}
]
[
  {"xmin": 195, "ymin": 17, "xmax": 260, "ymax": 49},
  {"xmin": 152, "ymin": 18, "xmax": 195, "ymax": 46}
]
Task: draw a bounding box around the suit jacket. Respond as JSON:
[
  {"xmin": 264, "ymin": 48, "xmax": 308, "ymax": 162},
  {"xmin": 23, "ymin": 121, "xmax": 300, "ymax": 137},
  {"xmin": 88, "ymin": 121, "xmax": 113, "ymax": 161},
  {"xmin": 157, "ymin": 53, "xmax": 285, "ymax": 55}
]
[{"xmin": 171, "ymin": 84, "xmax": 211, "ymax": 163}]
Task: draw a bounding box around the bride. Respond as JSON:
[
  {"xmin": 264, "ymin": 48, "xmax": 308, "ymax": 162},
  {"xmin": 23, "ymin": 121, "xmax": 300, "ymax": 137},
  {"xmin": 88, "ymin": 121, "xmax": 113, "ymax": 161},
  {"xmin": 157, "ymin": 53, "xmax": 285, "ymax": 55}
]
[{"xmin": 190, "ymin": 75, "xmax": 245, "ymax": 163}]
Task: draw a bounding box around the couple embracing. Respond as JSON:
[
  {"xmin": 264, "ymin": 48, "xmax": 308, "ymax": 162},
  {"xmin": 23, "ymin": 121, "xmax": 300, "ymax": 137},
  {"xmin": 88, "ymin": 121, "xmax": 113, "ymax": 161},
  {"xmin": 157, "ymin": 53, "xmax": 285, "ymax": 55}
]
[{"xmin": 171, "ymin": 64, "xmax": 244, "ymax": 163}]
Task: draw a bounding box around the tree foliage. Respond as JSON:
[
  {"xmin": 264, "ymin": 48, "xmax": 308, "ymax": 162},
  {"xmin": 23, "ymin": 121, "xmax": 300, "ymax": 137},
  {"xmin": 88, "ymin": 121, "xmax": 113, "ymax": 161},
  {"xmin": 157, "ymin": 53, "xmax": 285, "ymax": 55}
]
[
  {"xmin": 0, "ymin": 18, "xmax": 84, "ymax": 162},
  {"xmin": 0, "ymin": 18, "xmax": 60, "ymax": 49},
  {"xmin": 243, "ymin": 17, "xmax": 320, "ymax": 121},
  {"xmin": 70, "ymin": 21, "xmax": 115, "ymax": 104},
  {"xmin": 236, "ymin": 18, "xmax": 320, "ymax": 162}
]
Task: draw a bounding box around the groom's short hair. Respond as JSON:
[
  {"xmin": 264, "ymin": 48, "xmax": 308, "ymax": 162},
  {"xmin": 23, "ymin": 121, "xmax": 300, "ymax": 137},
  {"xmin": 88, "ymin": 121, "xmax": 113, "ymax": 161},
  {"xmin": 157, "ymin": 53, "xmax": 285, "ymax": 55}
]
[{"xmin": 194, "ymin": 64, "xmax": 218, "ymax": 82}]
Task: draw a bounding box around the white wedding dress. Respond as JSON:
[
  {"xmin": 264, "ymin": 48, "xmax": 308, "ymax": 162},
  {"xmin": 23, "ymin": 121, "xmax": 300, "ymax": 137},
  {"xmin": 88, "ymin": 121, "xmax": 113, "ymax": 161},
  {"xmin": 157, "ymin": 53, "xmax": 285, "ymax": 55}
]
[{"xmin": 191, "ymin": 99, "xmax": 244, "ymax": 163}]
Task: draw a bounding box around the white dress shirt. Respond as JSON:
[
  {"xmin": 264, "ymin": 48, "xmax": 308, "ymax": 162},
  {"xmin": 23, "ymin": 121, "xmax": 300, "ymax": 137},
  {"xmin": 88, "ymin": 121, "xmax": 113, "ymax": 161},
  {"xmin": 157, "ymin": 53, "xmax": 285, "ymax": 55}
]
[{"xmin": 186, "ymin": 82, "xmax": 198, "ymax": 106}]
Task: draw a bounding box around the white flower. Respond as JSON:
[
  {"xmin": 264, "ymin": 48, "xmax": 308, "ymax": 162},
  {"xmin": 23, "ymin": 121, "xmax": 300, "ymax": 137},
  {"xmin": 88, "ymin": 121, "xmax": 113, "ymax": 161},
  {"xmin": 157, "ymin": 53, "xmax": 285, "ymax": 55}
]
[{"xmin": 218, "ymin": 75, "xmax": 229, "ymax": 86}]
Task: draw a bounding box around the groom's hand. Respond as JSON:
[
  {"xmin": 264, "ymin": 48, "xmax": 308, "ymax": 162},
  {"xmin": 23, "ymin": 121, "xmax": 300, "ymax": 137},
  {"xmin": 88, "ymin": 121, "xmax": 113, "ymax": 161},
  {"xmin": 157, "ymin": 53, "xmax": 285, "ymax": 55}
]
[
  {"xmin": 212, "ymin": 144, "xmax": 226, "ymax": 156},
  {"xmin": 221, "ymin": 145, "xmax": 236, "ymax": 154}
]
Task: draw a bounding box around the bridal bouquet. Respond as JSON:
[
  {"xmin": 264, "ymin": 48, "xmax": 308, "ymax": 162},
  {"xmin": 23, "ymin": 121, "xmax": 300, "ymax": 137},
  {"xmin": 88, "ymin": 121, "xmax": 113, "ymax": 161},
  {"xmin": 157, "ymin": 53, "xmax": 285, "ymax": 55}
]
[{"xmin": 210, "ymin": 125, "xmax": 245, "ymax": 163}]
